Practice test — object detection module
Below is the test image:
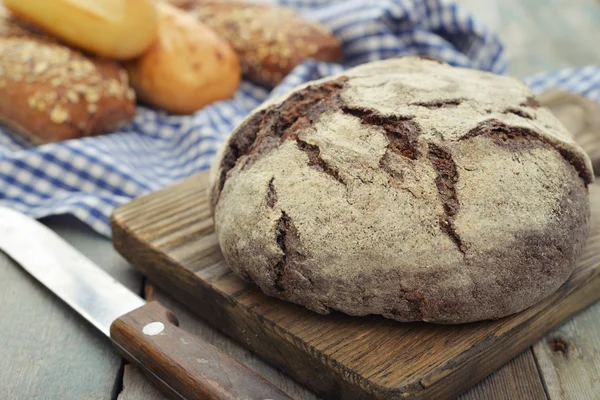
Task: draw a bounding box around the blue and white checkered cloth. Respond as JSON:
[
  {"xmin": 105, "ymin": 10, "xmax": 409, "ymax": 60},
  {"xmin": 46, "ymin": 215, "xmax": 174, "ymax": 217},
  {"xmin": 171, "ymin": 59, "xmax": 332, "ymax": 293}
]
[{"xmin": 1, "ymin": 0, "xmax": 598, "ymax": 236}]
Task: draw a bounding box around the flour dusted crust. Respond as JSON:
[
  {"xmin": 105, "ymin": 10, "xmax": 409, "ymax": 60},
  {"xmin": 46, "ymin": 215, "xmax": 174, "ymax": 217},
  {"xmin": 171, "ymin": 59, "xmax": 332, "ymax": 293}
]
[{"xmin": 209, "ymin": 57, "xmax": 593, "ymax": 324}]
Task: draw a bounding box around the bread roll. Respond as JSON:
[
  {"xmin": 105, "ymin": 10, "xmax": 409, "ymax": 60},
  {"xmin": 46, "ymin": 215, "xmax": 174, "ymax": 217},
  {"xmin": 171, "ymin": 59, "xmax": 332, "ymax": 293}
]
[
  {"xmin": 210, "ymin": 57, "xmax": 593, "ymax": 324},
  {"xmin": 124, "ymin": 2, "xmax": 240, "ymax": 114},
  {"xmin": 0, "ymin": 14, "xmax": 136, "ymax": 143},
  {"xmin": 169, "ymin": 0, "xmax": 341, "ymax": 87},
  {"xmin": 3, "ymin": 0, "xmax": 158, "ymax": 59}
]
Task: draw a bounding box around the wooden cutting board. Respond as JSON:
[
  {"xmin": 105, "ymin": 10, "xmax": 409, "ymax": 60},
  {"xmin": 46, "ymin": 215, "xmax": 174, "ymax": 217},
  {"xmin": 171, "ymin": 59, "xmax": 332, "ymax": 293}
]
[{"xmin": 111, "ymin": 169, "xmax": 600, "ymax": 400}]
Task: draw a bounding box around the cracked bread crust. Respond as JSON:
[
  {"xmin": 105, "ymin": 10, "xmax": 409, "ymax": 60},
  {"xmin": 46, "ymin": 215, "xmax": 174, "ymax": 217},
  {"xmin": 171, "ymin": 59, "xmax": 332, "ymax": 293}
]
[{"xmin": 209, "ymin": 57, "xmax": 593, "ymax": 324}]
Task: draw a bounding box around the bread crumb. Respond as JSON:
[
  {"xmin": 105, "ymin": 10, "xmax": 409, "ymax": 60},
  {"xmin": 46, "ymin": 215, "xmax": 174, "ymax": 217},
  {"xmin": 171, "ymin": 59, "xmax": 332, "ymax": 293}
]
[
  {"xmin": 126, "ymin": 88, "xmax": 135, "ymax": 101},
  {"xmin": 33, "ymin": 61, "xmax": 48, "ymax": 75},
  {"xmin": 107, "ymin": 80, "xmax": 122, "ymax": 96},
  {"xmin": 85, "ymin": 90, "xmax": 100, "ymax": 103},
  {"xmin": 66, "ymin": 90, "xmax": 79, "ymax": 103},
  {"xmin": 87, "ymin": 103, "xmax": 98, "ymax": 114},
  {"xmin": 50, "ymin": 105, "xmax": 69, "ymax": 123}
]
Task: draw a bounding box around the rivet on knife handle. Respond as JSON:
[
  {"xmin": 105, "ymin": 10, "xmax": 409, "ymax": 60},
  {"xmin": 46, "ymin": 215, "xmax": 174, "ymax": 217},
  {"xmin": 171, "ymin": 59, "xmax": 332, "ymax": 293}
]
[{"xmin": 110, "ymin": 301, "xmax": 292, "ymax": 400}]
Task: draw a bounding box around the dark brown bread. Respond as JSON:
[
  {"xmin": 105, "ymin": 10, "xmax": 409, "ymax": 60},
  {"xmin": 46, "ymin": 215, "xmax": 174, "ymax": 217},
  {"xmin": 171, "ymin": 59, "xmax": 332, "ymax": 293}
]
[
  {"xmin": 210, "ymin": 57, "xmax": 593, "ymax": 324},
  {"xmin": 0, "ymin": 10, "xmax": 136, "ymax": 144},
  {"xmin": 169, "ymin": 0, "xmax": 342, "ymax": 87}
]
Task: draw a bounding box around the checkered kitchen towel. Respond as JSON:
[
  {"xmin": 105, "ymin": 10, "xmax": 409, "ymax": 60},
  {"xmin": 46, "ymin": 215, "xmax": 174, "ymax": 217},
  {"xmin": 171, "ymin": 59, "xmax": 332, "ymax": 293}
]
[{"xmin": 0, "ymin": 0, "xmax": 598, "ymax": 237}]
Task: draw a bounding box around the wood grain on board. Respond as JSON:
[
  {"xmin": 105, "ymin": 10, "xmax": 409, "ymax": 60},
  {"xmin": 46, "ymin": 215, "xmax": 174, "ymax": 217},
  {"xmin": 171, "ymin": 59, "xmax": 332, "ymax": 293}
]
[{"xmin": 110, "ymin": 171, "xmax": 600, "ymax": 400}]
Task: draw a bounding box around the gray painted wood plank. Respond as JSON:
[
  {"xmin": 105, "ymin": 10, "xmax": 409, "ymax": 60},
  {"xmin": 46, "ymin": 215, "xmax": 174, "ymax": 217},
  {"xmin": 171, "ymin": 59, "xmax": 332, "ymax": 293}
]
[
  {"xmin": 457, "ymin": 350, "xmax": 547, "ymax": 400},
  {"xmin": 0, "ymin": 215, "xmax": 142, "ymax": 400},
  {"xmin": 533, "ymin": 301, "xmax": 600, "ymax": 399}
]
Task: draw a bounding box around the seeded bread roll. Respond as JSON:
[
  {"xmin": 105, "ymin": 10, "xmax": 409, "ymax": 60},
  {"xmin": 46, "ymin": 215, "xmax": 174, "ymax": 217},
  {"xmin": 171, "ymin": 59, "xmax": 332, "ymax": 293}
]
[
  {"xmin": 169, "ymin": 0, "xmax": 341, "ymax": 87},
  {"xmin": 124, "ymin": 2, "xmax": 240, "ymax": 114},
  {"xmin": 210, "ymin": 57, "xmax": 593, "ymax": 324},
  {"xmin": 0, "ymin": 14, "xmax": 136, "ymax": 144}
]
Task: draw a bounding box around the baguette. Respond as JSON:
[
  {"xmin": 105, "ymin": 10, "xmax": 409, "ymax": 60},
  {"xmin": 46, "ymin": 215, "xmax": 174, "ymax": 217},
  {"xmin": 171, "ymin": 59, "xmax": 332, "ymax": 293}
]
[
  {"xmin": 3, "ymin": 0, "xmax": 159, "ymax": 59},
  {"xmin": 124, "ymin": 2, "xmax": 240, "ymax": 114},
  {"xmin": 169, "ymin": 0, "xmax": 342, "ymax": 87},
  {"xmin": 0, "ymin": 13, "xmax": 136, "ymax": 144}
]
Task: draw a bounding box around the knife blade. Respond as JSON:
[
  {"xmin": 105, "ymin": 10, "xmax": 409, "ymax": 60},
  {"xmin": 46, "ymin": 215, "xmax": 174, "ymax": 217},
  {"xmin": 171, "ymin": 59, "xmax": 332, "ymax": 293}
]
[{"xmin": 0, "ymin": 206, "xmax": 291, "ymax": 400}]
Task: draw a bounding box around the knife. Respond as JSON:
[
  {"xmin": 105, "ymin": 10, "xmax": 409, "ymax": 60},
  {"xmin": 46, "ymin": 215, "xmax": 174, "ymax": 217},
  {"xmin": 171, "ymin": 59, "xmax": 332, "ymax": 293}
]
[{"xmin": 0, "ymin": 206, "xmax": 291, "ymax": 400}]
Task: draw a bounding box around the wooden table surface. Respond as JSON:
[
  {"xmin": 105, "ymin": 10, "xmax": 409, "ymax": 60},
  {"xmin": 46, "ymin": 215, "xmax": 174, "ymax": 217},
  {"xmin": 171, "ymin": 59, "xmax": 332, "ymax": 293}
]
[{"xmin": 2, "ymin": 1, "xmax": 600, "ymax": 399}]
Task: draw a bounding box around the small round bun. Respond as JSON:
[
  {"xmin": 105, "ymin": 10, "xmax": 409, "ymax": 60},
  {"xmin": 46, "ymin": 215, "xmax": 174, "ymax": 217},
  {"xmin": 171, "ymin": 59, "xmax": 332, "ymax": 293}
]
[
  {"xmin": 124, "ymin": 2, "xmax": 241, "ymax": 114},
  {"xmin": 210, "ymin": 57, "xmax": 593, "ymax": 324}
]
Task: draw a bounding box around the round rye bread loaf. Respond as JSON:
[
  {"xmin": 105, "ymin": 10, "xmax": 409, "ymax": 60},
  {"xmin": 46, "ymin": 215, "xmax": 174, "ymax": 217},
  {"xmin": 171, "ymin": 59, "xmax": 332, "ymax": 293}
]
[{"xmin": 209, "ymin": 57, "xmax": 594, "ymax": 324}]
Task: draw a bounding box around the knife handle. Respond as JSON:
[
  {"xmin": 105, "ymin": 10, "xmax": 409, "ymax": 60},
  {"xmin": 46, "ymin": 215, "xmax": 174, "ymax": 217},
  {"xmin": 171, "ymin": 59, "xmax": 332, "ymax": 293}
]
[{"xmin": 110, "ymin": 301, "xmax": 292, "ymax": 400}]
